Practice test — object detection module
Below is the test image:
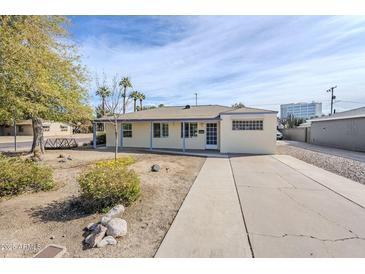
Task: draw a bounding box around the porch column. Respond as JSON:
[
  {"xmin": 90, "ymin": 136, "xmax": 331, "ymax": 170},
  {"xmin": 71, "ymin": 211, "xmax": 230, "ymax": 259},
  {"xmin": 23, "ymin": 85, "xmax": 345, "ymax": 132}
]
[
  {"xmin": 120, "ymin": 122, "xmax": 123, "ymax": 148},
  {"xmin": 150, "ymin": 121, "xmax": 153, "ymax": 150},
  {"xmin": 182, "ymin": 121, "xmax": 186, "ymax": 152},
  {"xmin": 92, "ymin": 122, "xmax": 96, "ymax": 149}
]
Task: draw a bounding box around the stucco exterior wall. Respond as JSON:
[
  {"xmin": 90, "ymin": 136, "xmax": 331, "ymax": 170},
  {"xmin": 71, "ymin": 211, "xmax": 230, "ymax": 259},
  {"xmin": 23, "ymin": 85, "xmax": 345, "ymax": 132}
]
[
  {"xmin": 43, "ymin": 122, "xmax": 73, "ymax": 136},
  {"xmin": 0, "ymin": 121, "xmax": 73, "ymax": 136},
  {"xmin": 310, "ymin": 117, "xmax": 365, "ymax": 152},
  {"xmin": 1, "ymin": 125, "xmax": 33, "ymax": 136},
  {"xmin": 282, "ymin": 127, "xmax": 309, "ymax": 142},
  {"xmin": 219, "ymin": 113, "xmax": 277, "ymax": 154},
  {"xmin": 105, "ymin": 121, "xmax": 219, "ymax": 150}
]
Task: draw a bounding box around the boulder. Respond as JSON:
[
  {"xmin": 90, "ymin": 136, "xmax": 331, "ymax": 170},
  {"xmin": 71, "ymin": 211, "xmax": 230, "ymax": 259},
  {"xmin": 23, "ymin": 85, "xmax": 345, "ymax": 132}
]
[
  {"xmin": 96, "ymin": 236, "xmax": 117, "ymax": 248},
  {"xmin": 84, "ymin": 224, "xmax": 107, "ymax": 247},
  {"xmin": 106, "ymin": 205, "xmax": 125, "ymax": 219},
  {"xmin": 86, "ymin": 222, "xmax": 98, "ymax": 231},
  {"xmin": 151, "ymin": 164, "xmax": 160, "ymax": 172},
  {"xmin": 106, "ymin": 218, "xmax": 128, "ymax": 238},
  {"xmin": 100, "ymin": 216, "xmax": 112, "ymax": 226}
]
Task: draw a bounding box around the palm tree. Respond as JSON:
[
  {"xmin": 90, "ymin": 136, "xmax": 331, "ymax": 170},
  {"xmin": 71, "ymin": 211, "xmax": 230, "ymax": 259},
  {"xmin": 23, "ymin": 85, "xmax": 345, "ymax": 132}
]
[
  {"xmin": 137, "ymin": 92, "xmax": 146, "ymax": 111},
  {"xmin": 129, "ymin": 91, "xmax": 139, "ymax": 112},
  {"xmin": 96, "ymin": 86, "xmax": 111, "ymax": 116},
  {"xmin": 119, "ymin": 77, "xmax": 132, "ymax": 114}
]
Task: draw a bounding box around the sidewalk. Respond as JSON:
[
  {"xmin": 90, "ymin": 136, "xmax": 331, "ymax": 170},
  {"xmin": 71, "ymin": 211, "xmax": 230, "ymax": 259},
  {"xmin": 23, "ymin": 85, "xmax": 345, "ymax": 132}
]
[{"xmin": 155, "ymin": 157, "xmax": 252, "ymax": 258}]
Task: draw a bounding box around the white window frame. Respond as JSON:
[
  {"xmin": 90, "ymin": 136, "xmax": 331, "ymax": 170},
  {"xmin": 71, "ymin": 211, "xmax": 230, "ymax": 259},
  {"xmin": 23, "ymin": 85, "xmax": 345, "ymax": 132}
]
[
  {"xmin": 122, "ymin": 123, "xmax": 132, "ymax": 138},
  {"xmin": 153, "ymin": 123, "xmax": 169, "ymax": 138},
  {"xmin": 181, "ymin": 122, "xmax": 198, "ymax": 138}
]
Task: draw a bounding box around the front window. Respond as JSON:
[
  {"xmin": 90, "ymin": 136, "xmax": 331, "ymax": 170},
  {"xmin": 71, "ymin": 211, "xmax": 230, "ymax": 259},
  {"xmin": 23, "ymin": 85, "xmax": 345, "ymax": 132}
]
[
  {"xmin": 122, "ymin": 123, "xmax": 132, "ymax": 137},
  {"xmin": 181, "ymin": 122, "xmax": 197, "ymax": 138},
  {"xmin": 154, "ymin": 123, "xmax": 169, "ymax": 138},
  {"xmin": 43, "ymin": 125, "xmax": 50, "ymax": 132},
  {"xmin": 60, "ymin": 125, "xmax": 68, "ymax": 131}
]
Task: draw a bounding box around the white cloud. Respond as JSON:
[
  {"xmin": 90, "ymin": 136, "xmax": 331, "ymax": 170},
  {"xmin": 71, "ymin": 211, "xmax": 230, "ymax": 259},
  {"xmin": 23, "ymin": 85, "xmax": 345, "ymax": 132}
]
[{"xmin": 76, "ymin": 16, "xmax": 365, "ymax": 114}]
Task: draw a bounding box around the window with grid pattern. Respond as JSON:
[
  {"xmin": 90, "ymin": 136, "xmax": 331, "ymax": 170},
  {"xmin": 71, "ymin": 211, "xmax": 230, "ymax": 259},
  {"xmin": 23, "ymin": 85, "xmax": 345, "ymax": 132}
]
[
  {"xmin": 153, "ymin": 123, "xmax": 169, "ymax": 138},
  {"xmin": 180, "ymin": 122, "xmax": 197, "ymax": 138},
  {"xmin": 232, "ymin": 120, "xmax": 263, "ymax": 130},
  {"xmin": 122, "ymin": 123, "xmax": 132, "ymax": 137}
]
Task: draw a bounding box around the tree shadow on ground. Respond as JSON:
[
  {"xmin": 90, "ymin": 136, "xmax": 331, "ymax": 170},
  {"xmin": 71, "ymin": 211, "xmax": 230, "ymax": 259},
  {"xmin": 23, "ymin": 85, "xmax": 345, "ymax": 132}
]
[{"xmin": 28, "ymin": 196, "xmax": 93, "ymax": 223}]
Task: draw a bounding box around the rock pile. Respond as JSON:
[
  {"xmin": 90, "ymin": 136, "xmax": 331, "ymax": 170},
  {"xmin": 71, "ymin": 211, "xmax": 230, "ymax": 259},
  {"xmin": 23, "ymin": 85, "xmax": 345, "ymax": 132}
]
[{"xmin": 83, "ymin": 204, "xmax": 127, "ymax": 248}]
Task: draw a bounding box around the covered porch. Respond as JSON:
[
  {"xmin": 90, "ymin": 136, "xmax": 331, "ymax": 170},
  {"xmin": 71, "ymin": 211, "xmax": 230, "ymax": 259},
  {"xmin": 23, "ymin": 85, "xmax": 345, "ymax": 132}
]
[{"xmin": 92, "ymin": 119, "xmax": 221, "ymax": 152}]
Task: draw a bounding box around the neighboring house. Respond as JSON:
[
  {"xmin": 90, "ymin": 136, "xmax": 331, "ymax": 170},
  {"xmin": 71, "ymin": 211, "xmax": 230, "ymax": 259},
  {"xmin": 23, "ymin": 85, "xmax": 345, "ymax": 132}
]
[
  {"xmin": 308, "ymin": 106, "xmax": 365, "ymax": 152},
  {"xmin": 0, "ymin": 120, "xmax": 73, "ymax": 136},
  {"xmin": 280, "ymin": 102, "xmax": 322, "ymax": 119},
  {"xmin": 94, "ymin": 105, "xmax": 278, "ymax": 154}
]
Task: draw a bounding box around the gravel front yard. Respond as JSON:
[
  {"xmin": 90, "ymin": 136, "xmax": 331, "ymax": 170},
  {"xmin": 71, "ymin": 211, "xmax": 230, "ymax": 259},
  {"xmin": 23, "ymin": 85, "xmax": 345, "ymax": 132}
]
[
  {"xmin": 0, "ymin": 148, "xmax": 205, "ymax": 258},
  {"xmin": 277, "ymin": 143, "xmax": 365, "ymax": 184}
]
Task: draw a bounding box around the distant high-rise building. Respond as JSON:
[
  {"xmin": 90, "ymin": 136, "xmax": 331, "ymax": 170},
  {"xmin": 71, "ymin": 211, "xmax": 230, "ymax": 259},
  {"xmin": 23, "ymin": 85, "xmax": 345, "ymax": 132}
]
[{"xmin": 280, "ymin": 102, "xmax": 322, "ymax": 119}]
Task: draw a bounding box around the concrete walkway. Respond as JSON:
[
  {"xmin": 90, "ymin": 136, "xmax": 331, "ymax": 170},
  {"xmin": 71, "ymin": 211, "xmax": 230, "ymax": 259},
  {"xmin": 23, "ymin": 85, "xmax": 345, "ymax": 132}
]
[{"xmin": 155, "ymin": 157, "xmax": 252, "ymax": 258}]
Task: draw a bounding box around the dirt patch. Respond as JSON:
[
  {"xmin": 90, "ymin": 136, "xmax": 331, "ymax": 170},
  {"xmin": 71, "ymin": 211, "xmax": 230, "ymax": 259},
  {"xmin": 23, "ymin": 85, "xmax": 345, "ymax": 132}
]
[{"xmin": 0, "ymin": 148, "xmax": 205, "ymax": 257}]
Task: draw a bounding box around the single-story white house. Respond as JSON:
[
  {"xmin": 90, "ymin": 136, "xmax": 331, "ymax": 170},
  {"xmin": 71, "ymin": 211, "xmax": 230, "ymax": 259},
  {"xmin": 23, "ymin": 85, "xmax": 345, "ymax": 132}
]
[
  {"xmin": 93, "ymin": 105, "xmax": 278, "ymax": 154},
  {"xmin": 0, "ymin": 120, "xmax": 74, "ymax": 136}
]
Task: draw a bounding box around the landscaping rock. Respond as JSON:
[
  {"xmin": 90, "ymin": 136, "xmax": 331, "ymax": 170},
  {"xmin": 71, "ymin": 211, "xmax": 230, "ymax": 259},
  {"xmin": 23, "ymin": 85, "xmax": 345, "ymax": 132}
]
[
  {"xmin": 151, "ymin": 164, "xmax": 160, "ymax": 172},
  {"xmin": 67, "ymin": 156, "xmax": 72, "ymax": 160},
  {"xmin": 106, "ymin": 218, "xmax": 127, "ymax": 238},
  {"xmin": 96, "ymin": 236, "xmax": 117, "ymax": 248},
  {"xmin": 100, "ymin": 216, "xmax": 112, "ymax": 226},
  {"xmin": 84, "ymin": 224, "xmax": 107, "ymax": 247},
  {"xmin": 86, "ymin": 222, "xmax": 98, "ymax": 231},
  {"xmin": 106, "ymin": 204, "xmax": 125, "ymax": 219}
]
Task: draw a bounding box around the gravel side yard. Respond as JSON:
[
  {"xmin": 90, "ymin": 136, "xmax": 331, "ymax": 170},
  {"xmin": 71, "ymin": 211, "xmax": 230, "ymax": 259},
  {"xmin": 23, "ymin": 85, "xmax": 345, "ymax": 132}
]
[
  {"xmin": 0, "ymin": 149, "xmax": 205, "ymax": 258},
  {"xmin": 277, "ymin": 143, "xmax": 365, "ymax": 184}
]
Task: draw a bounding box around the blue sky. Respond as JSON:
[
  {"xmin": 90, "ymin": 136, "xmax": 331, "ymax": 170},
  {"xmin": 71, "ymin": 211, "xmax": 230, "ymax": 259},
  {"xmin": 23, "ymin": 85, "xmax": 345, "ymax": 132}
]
[{"xmin": 68, "ymin": 16, "xmax": 365, "ymax": 114}]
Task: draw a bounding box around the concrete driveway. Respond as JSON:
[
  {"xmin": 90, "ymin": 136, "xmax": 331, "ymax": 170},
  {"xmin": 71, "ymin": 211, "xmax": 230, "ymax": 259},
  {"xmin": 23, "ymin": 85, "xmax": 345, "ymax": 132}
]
[{"xmin": 156, "ymin": 154, "xmax": 365, "ymax": 258}]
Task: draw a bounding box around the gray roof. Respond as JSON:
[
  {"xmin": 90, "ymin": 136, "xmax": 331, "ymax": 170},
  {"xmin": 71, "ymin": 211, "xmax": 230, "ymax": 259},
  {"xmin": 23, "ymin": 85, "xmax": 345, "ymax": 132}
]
[
  {"xmin": 310, "ymin": 106, "xmax": 365, "ymax": 122},
  {"xmin": 95, "ymin": 105, "xmax": 277, "ymax": 122}
]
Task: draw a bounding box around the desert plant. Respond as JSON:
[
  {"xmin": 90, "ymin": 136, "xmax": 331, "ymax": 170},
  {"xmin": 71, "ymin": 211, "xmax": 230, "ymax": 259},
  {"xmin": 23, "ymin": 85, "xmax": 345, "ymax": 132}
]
[
  {"xmin": 0, "ymin": 154, "xmax": 54, "ymax": 197},
  {"xmin": 78, "ymin": 157, "xmax": 140, "ymax": 212}
]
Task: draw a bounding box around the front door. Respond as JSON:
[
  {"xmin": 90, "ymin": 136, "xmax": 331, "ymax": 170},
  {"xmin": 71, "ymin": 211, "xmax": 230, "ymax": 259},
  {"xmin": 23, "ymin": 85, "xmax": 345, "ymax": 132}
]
[{"xmin": 206, "ymin": 123, "xmax": 218, "ymax": 149}]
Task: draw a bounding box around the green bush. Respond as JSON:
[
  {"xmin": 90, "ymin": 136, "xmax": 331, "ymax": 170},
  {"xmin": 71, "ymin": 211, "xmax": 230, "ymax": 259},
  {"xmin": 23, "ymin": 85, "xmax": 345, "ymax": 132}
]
[
  {"xmin": 90, "ymin": 133, "xmax": 106, "ymax": 145},
  {"xmin": 0, "ymin": 154, "xmax": 54, "ymax": 198},
  {"xmin": 78, "ymin": 157, "xmax": 140, "ymax": 212}
]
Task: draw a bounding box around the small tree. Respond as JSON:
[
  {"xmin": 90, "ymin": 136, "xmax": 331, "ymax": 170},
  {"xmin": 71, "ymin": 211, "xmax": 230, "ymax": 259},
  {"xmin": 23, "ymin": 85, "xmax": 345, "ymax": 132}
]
[{"xmin": 104, "ymin": 76, "xmax": 126, "ymax": 161}]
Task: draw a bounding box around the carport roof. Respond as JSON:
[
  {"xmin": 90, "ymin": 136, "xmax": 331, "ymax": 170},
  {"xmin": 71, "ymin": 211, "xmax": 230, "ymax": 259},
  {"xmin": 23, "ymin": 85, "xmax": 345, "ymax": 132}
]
[{"xmin": 95, "ymin": 105, "xmax": 277, "ymax": 122}]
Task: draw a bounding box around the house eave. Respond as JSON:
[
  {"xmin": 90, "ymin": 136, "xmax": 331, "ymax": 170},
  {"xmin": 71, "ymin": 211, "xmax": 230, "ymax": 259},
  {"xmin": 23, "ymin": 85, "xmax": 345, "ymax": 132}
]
[{"xmin": 93, "ymin": 117, "xmax": 222, "ymax": 123}]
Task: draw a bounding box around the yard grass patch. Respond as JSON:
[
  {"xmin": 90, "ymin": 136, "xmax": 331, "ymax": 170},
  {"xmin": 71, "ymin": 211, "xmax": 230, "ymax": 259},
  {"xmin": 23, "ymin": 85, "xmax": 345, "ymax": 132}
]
[
  {"xmin": 0, "ymin": 154, "xmax": 54, "ymax": 198},
  {"xmin": 78, "ymin": 156, "xmax": 140, "ymax": 213}
]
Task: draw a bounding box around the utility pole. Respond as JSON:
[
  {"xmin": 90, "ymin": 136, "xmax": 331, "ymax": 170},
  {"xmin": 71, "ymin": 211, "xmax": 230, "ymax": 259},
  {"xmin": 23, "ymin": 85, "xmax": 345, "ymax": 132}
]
[
  {"xmin": 326, "ymin": 86, "xmax": 337, "ymax": 115},
  {"xmin": 194, "ymin": 92, "xmax": 198, "ymax": 106}
]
